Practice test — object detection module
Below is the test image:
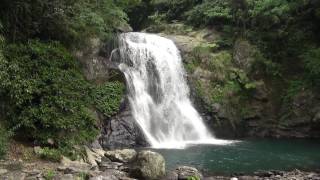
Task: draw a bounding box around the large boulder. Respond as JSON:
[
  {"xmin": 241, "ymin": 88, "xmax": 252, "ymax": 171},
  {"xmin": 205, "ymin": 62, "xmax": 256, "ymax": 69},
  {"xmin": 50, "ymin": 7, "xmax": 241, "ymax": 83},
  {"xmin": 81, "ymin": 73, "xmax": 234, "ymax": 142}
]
[
  {"xmin": 58, "ymin": 156, "xmax": 92, "ymax": 174},
  {"xmin": 130, "ymin": 150, "xmax": 166, "ymax": 180},
  {"xmin": 105, "ymin": 149, "xmax": 137, "ymax": 163}
]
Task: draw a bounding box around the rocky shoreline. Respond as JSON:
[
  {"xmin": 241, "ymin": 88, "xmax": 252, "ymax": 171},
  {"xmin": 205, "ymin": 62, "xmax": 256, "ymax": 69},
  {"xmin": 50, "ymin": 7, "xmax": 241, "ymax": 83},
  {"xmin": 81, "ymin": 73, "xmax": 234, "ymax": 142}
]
[{"xmin": 0, "ymin": 147, "xmax": 319, "ymax": 180}]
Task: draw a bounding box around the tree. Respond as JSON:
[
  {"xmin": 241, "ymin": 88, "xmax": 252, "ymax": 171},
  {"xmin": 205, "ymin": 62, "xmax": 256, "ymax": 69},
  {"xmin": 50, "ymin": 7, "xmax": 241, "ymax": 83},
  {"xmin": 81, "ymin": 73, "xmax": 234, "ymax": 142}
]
[{"xmin": 0, "ymin": 0, "xmax": 129, "ymax": 48}]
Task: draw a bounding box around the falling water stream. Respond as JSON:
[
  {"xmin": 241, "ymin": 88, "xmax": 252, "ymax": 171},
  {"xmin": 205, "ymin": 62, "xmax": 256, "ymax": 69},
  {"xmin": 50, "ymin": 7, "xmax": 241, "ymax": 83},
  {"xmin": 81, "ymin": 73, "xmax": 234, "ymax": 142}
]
[{"xmin": 117, "ymin": 32, "xmax": 232, "ymax": 149}]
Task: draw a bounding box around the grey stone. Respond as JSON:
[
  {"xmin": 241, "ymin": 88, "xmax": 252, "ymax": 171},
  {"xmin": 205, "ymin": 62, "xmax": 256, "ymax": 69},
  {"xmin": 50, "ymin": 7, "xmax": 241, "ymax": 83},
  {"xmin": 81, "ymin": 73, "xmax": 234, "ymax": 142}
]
[
  {"xmin": 75, "ymin": 38, "xmax": 111, "ymax": 82},
  {"xmin": 175, "ymin": 166, "xmax": 203, "ymax": 180},
  {"xmin": 58, "ymin": 156, "xmax": 92, "ymax": 174},
  {"xmin": 90, "ymin": 169, "xmax": 128, "ymax": 180},
  {"xmin": 105, "ymin": 149, "xmax": 137, "ymax": 163},
  {"xmin": 60, "ymin": 174, "xmax": 74, "ymax": 180},
  {"xmin": 0, "ymin": 169, "xmax": 8, "ymax": 175},
  {"xmin": 99, "ymin": 162, "xmax": 123, "ymax": 171},
  {"xmin": 130, "ymin": 150, "xmax": 165, "ymax": 180},
  {"xmin": 22, "ymin": 169, "xmax": 41, "ymax": 176},
  {"xmin": 90, "ymin": 139, "xmax": 103, "ymax": 150},
  {"xmin": 85, "ymin": 146, "xmax": 100, "ymax": 167},
  {"xmin": 162, "ymin": 171, "xmax": 179, "ymax": 180}
]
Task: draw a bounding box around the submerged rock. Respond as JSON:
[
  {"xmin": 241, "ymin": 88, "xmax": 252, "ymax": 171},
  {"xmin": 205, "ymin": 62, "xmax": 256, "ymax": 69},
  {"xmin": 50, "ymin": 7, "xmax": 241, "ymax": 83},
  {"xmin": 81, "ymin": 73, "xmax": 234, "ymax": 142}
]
[{"xmin": 130, "ymin": 150, "xmax": 165, "ymax": 180}]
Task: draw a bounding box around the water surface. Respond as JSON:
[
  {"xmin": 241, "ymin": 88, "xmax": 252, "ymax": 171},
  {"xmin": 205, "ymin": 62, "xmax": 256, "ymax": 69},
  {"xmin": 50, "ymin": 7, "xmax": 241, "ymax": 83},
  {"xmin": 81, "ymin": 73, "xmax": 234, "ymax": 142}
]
[{"xmin": 151, "ymin": 139, "xmax": 320, "ymax": 175}]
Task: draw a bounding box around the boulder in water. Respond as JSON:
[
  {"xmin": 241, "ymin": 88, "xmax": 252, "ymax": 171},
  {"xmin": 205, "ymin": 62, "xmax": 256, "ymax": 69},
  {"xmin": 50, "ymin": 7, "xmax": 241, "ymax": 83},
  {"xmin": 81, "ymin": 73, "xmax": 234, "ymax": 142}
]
[{"xmin": 130, "ymin": 150, "xmax": 165, "ymax": 180}]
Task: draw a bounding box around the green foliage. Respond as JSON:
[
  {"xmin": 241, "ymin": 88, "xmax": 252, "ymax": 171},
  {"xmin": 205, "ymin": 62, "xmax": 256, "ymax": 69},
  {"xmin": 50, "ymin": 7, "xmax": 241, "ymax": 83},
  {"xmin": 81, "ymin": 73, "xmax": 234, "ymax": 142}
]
[
  {"xmin": 93, "ymin": 82, "xmax": 125, "ymax": 117},
  {"xmin": 186, "ymin": 0, "xmax": 232, "ymax": 26},
  {"xmin": 247, "ymin": 0, "xmax": 290, "ymax": 27},
  {"xmin": 303, "ymin": 48, "xmax": 320, "ymax": 86},
  {"xmin": 37, "ymin": 147, "xmax": 62, "ymax": 162},
  {"xmin": 78, "ymin": 172, "xmax": 90, "ymax": 180},
  {"xmin": 207, "ymin": 51, "xmax": 232, "ymax": 75},
  {"xmin": 0, "ymin": 126, "xmax": 8, "ymax": 159},
  {"xmin": 187, "ymin": 176, "xmax": 200, "ymax": 180},
  {"xmin": 282, "ymin": 80, "xmax": 306, "ymax": 105},
  {"xmin": 155, "ymin": 0, "xmax": 201, "ymax": 21},
  {"xmin": 44, "ymin": 169, "xmax": 56, "ymax": 180},
  {"xmin": 0, "ymin": 24, "xmax": 8, "ymax": 159},
  {"xmin": 0, "ymin": 40, "xmax": 98, "ymax": 148},
  {"xmin": 0, "ymin": 0, "xmax": 128, "ymax": 48},
  {"xmin": 125, "ymin": 0, "xmax": 156, "ymax": 30}
]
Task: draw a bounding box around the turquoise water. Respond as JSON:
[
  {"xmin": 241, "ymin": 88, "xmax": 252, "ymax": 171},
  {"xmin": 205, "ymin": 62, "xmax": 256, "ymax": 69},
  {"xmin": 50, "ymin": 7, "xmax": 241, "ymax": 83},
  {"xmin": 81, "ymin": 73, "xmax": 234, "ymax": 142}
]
[{"xmin": 151, "ymin": 139, "xmax": 320, "ymax": 175}]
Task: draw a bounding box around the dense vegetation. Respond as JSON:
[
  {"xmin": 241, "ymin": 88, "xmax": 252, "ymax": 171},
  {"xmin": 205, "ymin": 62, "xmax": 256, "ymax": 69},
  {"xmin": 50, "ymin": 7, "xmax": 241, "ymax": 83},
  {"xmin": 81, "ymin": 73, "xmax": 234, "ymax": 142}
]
[
  {"xmin": 0, "ymin": 41, "xmax": 97, "ymax": 147},
  {"xmin": 131, "ymin": 0, "xmax": 320, "ymax": 87},
  {"xmin": 0, "ymin": 0, "xmax": 132, "ymax": 159},
  {"xmin": 0, "ymin": 0, "xmax": 319, "ymax": 158}
]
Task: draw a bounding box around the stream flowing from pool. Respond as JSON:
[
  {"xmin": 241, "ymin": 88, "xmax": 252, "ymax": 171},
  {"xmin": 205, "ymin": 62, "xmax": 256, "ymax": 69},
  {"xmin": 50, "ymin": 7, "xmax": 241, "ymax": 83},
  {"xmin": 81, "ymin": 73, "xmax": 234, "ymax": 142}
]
[{"xmin": 117, "ymin": 32, "xmax": 232, "ymax": 149}]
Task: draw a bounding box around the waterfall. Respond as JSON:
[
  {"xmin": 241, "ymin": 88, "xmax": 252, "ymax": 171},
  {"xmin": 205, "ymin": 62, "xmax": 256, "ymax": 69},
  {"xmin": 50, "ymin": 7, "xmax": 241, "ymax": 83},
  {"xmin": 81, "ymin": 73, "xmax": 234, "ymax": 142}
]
[{"xmin": 117, "ymin": 32, "xmax": 231, "ymax": 149}]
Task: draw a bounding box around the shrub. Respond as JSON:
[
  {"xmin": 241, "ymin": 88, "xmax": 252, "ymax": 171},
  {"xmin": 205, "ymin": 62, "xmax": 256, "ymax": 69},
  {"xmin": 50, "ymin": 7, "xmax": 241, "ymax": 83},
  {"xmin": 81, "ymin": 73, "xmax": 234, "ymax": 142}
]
[
  {"xmin": 78, "ymin": 172, "xmax": 90, "ymax": 180},
  {"xmin": 44, "ymin": 169, "xmax": 56, "ymax": 180},
  {"xmin": 0, "ymin": 40, "xmax": 98, "ymax": 148},
  {"xmin": 185, "ymin": 0, "xmax": 232, "ymax": 27},
  {"xmin": 303, "ymin": 48, "xmax": 320, "ymax": 87},
  {"xmin": 187, "ymin": 176, "xmax": 200, "ymax": 180},
  {"xmin": 93, "ymin": 82, "xmax": 125, "ymax": 117},
  {"xmin": 37, "ymin": 147, "xmax": 62, "ymax": 162}
]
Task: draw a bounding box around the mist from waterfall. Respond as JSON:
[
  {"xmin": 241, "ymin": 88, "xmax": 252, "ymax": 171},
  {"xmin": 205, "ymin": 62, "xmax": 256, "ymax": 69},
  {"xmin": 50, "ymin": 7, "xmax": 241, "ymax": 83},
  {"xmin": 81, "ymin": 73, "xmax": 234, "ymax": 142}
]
[{"xmin": 117, "ymin": 32, "xmax": 232, "ymax": 149}]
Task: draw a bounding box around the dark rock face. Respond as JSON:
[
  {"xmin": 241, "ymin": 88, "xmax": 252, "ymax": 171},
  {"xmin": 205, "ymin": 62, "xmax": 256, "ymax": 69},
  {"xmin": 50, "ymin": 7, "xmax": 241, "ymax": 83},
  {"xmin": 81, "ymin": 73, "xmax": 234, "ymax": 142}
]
[
  {"xmin": 100, "ymin": 107, "xmax": 148, "ymax": 150},
  {"xmin": 273, "ymin": 90, "xmax": 320, "ymax": 138}
]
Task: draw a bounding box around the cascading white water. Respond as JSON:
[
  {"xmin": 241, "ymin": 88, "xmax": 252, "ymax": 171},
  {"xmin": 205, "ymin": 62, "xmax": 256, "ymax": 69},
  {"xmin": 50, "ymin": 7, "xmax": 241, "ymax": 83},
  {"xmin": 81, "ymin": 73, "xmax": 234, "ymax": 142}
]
[{"xmin": 117, "ymin": 32, "xmax": 232, "ymax": 149}]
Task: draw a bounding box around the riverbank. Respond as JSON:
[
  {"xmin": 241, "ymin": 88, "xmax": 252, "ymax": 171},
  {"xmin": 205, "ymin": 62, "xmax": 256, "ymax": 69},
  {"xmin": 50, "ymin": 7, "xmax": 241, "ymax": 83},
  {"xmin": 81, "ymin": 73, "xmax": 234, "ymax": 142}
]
[
  {"xmin": 0, "ymin": 144, "xmax": 319, "ymax": 180},
  {"xmin": 1, "ymin": 159, "xmax": 319, "ymax": 180}
]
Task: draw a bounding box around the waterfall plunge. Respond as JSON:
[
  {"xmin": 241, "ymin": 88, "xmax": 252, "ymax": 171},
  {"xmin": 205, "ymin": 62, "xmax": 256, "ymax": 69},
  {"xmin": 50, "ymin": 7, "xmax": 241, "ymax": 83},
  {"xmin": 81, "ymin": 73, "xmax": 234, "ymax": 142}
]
[{"xmin": 117, "ymin": 32, "xmax": 232, "ymax": 149}]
